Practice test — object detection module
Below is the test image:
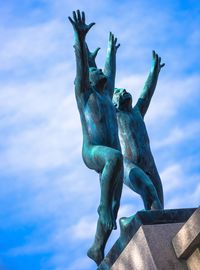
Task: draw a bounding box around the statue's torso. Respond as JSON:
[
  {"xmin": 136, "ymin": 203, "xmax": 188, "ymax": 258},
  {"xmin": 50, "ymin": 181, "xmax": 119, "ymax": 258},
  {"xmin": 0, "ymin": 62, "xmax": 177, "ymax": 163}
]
[
  {"xmin": 76, "ymin": 88, "xmax": 120, "ymax": 150},
  {"xmin": 118, "ymin": 105, "xmax": 155, "ymax": 169}
]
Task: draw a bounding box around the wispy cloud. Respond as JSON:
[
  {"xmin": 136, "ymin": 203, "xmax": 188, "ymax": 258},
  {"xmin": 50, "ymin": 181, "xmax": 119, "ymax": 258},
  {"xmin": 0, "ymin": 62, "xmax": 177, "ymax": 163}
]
[
  {"xmin": 154, "ymin": 121, "xmax": 200, "ymax": 149},
  {"xmin": 0, "ymin": 20, "xmax": 68, "ymax": 72},
  {"xmin": 68, "ymin": 216, "xmax": 97, "ymax": 240},
  {"xmin": 160, "ymin": 164, "xmax": 183, "ymax": 193}
]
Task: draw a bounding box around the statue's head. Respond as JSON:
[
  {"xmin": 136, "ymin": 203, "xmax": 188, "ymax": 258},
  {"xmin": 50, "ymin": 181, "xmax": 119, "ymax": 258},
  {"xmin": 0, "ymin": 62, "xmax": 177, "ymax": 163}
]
[
  {"xmin": 113, "ymin": 88, "xmax": 132, "ymax": 111},
  {"xmin": 89, "ymin": 67, "xmax": 107, "ymax": 90}
]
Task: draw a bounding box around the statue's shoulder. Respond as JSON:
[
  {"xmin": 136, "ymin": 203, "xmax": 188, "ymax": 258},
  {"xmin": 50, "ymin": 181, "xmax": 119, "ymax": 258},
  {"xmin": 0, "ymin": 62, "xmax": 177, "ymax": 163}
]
[{"xmin": 132, "ymin": 104, "xmax": 141, "ymax": 115}]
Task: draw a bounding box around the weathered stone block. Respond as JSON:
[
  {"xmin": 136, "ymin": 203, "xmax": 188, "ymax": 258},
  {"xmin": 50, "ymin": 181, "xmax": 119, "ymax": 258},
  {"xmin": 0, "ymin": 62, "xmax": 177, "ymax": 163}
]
[
  {"xmin": 187, "ymin": 248, "xmax": 200, "ymax": 270},
  {"xmin": 98, "ymin": 208, "xmax": 196, "ymax": 270},
  {"xmin": 111, "ymin": 223, "xmax": 187, "ymax": 270},
  {"xmin": 172, "ymin": 207, "xmax": 200, "ymax": 259}
]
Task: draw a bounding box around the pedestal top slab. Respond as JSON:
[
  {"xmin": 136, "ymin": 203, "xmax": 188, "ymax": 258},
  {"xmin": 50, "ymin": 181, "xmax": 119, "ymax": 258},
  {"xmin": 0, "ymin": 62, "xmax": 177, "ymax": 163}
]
[
  {"xmin": 98, "ymin": 208, "xmax": 197, "ymax": 270},
  {"xmin": 119, "ymin": 208, "xmax": 197, "ymax": 242}
]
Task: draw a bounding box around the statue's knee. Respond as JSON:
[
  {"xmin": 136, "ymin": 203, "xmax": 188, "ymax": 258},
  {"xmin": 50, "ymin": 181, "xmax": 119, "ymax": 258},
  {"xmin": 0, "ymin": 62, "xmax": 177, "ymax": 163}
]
[
  {"xmin": 106, "ymin": 151, "xmax": 122, "ymax": 168},
  {"xmin": 114, "ymin": 152, "xmax": 123, "ymax": 168}
]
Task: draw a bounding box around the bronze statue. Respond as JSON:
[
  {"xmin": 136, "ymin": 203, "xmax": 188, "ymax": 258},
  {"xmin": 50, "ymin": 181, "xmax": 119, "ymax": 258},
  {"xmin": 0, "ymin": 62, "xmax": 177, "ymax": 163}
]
[
  {"xmin": 68, "ymin": 11, "xmax": 123, "ymax": 265},
  {"xmin": 113, "ymin": 51, "xmax": 165, "ymax": 210}
]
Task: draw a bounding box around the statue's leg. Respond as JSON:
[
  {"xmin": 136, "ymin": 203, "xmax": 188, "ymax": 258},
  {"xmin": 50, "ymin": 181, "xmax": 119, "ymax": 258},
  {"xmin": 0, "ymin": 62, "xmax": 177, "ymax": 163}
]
[
  {"xmin": 87, "ymin": 219, "xmax": 111, "ymax": 266},
  {"xmin": 97, "ymin": 146, "xmax": 123, "ymax": 230},
  {"xmin": 124, "ymin": 159, "xmax": 162, "ymax": 210},
  {"xmin": 86, "ymin": 146, "xmax": 123, "ymax": 266},
  {"xmin": 112, "ymin": 167, "xmax": 123, "ymax": 223},
  {"xmin": 87, "ymin": 173, "xmax": 123, "ymax": 266},
  {"xmin": 84, "ymin": 145, "xmax": 123, "ymax": 230},
  {"xmin": 87, "ymin": 151, "xmax": 123, "ymax": 265},
  {"xmin": 147, "ymin": 168, "xmax": 164, "ymax": 208}
]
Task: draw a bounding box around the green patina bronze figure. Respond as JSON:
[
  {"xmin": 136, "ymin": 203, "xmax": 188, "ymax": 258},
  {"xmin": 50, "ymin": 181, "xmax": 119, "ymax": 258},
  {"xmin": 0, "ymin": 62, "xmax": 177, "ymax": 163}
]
[
  {"xmin": 113, "ymin": 51, "xmax": 165, "ymax": 210},
  {"xmin": 68, "ymin": 11, "xmax": 123, "ymax": 265}
]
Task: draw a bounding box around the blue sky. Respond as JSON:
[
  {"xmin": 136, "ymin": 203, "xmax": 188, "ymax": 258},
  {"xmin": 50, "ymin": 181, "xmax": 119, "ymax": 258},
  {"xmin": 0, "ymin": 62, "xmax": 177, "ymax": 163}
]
[{"xmin": 0, "ymin": 0, "xmax": 200, "ymax": 269}]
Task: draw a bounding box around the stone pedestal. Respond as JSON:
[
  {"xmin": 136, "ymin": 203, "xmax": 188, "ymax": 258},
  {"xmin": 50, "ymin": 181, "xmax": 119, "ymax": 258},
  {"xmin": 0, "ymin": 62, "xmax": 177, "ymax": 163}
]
[
  {"xmin": 98, "ymin": 208, "xmax": 196, "ymax": 270},
  {"xmin": 172, "ymin": 207, "xmax": 200, "ymax": 270},
  {"xmin": 187, "ymin": 248, "xmax": 200, "ymax": 270}
]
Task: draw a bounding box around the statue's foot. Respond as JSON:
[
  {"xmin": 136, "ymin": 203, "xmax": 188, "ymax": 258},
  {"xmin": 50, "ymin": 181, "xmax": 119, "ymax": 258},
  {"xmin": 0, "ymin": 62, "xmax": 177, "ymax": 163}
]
[
  {"xmin": 151, "ymin": 199, "xmax": 163, "ymax": 210},
  {"xmin": 120, "ymin": 215, "xmax": 134, "ymax": 230},
  {"xmin": 87, "ymin": 245, "xmax": 104, "ymax": 266},
  {"xmin": 98, "ymin": 205, "xmax": 115, "ymax": 231},
  {"xmin": 113, "ymin": 218, "xmax": 117, "ymax": 230}
]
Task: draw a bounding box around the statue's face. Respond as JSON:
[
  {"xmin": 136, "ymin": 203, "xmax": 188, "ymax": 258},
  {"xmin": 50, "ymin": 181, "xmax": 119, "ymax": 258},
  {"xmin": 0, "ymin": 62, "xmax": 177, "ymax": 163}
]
[
  {"xmin": 113, "ymin": 88, "xmax": 132, "ymax": 110},
  {"xmin": 89, "ymin": 67, "xmax": 107, "ymax": 89}
]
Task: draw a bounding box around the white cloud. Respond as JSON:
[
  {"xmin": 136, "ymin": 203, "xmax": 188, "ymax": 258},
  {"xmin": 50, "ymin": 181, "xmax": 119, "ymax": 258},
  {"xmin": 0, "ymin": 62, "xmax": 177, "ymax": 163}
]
[
  {"xmin": 117, "ymin": 203, "xmax": 139, "ymax": 219},
  {"xmin": 68, "ymin": 216, "xmax": 97, "ymax": 240},
  {"xmin": 160, "ymin": 164, "xmax": 183, "ymax": 193},
  {"xmin": 0, "ymin": 20, "xmax": 68, "ymax": 71},
  {"xmin": 161, "ymin": 163, "xmax": 200, "ymax": 209},
  {"xmin": 65, "ymin": 257, "xmax": 93, "ymax": 270},
  {"xmin": 0, "ymin": 62, "xmax": 80, "ymax": 172},
  {"xmin": 192, "ymin": 184, "xmax": 200, "ymax": 204},
  {"xmin": 116, "ymin": 73, "xmax": 200, "ymax": 126},
  {"xmin": 154, "ymin": 121, "xmax": 200, "ymax": 149},
  {"xmin": 146, "ymin": 75, "xmax": 200, "ymax": 125},
  {"xmin": 7, "ymin": 242, "xmax": 50, "ymax": 257}
]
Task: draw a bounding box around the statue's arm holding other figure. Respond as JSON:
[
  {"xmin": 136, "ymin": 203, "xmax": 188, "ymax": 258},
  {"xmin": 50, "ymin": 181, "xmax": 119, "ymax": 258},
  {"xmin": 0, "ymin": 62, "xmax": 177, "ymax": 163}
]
[
  {"xmin": 104, "ymin": 32, "xmax": 120, "ymax": 97},
  {"xmin": 68, "ymin": 10, "xmax": 95, "ymax": 95},
  {"xmin": 136, "ymin": 50, "xmax": 165, "ymax": 117}
]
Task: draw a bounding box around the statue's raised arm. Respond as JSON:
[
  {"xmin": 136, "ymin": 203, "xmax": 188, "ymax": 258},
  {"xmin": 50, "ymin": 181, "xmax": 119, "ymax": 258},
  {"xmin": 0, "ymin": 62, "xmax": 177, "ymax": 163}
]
[
  {"xmin": 136, "ymin": 50, "xmax": 165, "ymax": 117},
  {"xmin": 104, "ymin": 32, "xmax": 120, "ymax": 97},
  {"xmin": 68, "ymin": 10, "xmax": 95, "ymax": 94}
]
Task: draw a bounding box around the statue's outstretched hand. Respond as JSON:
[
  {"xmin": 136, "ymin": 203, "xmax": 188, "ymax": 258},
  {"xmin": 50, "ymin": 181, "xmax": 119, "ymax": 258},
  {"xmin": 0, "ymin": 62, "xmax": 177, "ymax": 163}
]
[
  {"xmin": 91, "ymin": 47, "xmax": 101, "ymax": 60},
  {"xmin": 108, "ymin": 32, "xmax": 120, "ymax": 54},
  {"xmin": 68, "ymin": 10, "xmax": 95, "ymax": 39},
  {"xmin": 87, "ymin": 46, "xmax": 100, "ymax": 67},
  {"xmin": 151, "ymin": 50, "xmax": 165, "ymax": 74}
]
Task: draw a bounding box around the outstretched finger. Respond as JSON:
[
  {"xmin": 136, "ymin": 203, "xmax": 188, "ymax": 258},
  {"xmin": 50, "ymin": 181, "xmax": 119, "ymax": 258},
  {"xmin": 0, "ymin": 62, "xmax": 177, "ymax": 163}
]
[
  {"xmin": 112, "ymin": 33, "xmax": 114, "ymax": 43},
  {"xmin": 68, "ymin": 16, "xmax": 75, "ymax": 25},
  {"xmin": 82, "ymin": 11, "xmax": 85, "ymax": 23},
  {"xmin": 155, "ymin": 53, "xmax": 158, "ymax": 66},
  {"xmin": 116, "ymin": 43, "xmax": 120, "ymax": 50},
  {"xmin": 160, "ymin": 63, "xmax": 165, "ymax": 68},
  {"xmin": 109, "ymin": 32, "xmax": 112, "ymax": 41},
  {"xmin": 93, "ymin": 47, "xmax": 100, "ymax": 58},
  {"xmin": 110, "ymin": 32, "xmax": 113, "ymax": 42},
  {"xmin": 88, "ymin": 22, "xmax": 95, "ymax": 31},
  {"xmin": 73, "ymin": 11, "xmax": 77, "ymax": 22},
  {"xmin": 77, "ymin": 10, "xmax": 81, "ymax": 22},
  {"xmin": 158, "ymin": 56, "xmax": 161, "ymax": 64},
  {"xmin": 114, "ymin": 37, "xmax": 117, "ymax": 44},
  {"xmin": 152, "ymin": 50, "xmax": 156, "ymax": 59}
]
